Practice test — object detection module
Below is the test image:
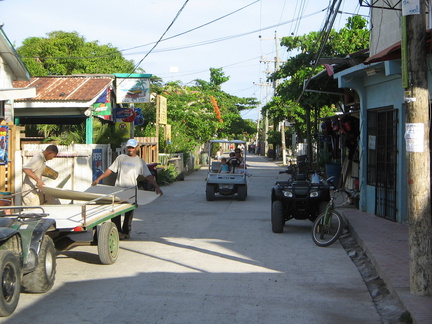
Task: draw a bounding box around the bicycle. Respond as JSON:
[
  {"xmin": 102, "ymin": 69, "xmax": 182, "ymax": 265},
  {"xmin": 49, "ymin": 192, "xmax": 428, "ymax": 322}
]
[{"xmin": 311, "ymin": 185, "xmax": 357, "ymax": 247}]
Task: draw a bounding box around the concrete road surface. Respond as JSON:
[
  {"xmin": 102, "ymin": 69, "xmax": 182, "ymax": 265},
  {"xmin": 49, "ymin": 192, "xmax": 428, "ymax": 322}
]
[{"xmin": 1, "ymin": 155, "xmax": 381, "ymax": 324}]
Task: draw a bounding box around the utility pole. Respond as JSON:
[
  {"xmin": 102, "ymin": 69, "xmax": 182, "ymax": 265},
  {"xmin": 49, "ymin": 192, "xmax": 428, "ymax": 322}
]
[
  {"xmin": 260, "ymin": 32, "xmax": 285, "ymax": 161},
  {"xmin": 403, "ymin": 0, "xmax": 432, "ymax": 296},
  {"xmin": 274, "ymin": 32, "xmax": 288, "ymax": 165},
  {"xmin": 255, "ymin": 81, "xmax": 262, "ymax": 152},
  {"xmin": 254, "ymin": 81, "xmax": 271, "ymax": 156}
]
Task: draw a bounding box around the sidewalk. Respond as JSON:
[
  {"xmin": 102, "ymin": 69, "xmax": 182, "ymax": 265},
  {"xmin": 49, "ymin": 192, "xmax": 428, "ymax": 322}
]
[{"xmin": 341, "ymin": 208, "xmax": 432, "ymax": 324}]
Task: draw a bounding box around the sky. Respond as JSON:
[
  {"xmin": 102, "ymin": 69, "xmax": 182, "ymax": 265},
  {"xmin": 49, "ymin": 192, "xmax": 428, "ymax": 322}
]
[{"xmin": 1, "ymin": 0, "xmax": 369, "ymax": 120}]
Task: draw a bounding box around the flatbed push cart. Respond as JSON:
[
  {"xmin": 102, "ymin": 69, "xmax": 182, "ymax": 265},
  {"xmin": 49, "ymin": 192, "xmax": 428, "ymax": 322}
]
[
  {"xmin": 0, "ymin": 186, "xmax": 158, "ymax": 317},
  {"xmin": 39, "ymin": 185, "xmax": 141, "ymax": 265}
]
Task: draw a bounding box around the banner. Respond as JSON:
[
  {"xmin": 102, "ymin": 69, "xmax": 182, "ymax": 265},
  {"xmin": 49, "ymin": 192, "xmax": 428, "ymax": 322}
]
[
  {"xmin": 93, "ymin": 87, "xmax": 112, "ymax": 116},
  {"xmin": 92, "ymin": 149, "xmax": 104, "ymax": 182},
  {"xmin": 134, "ymin": 108, "xmax": 144, "ymax": 126},
  {"xmin": 0, "ymin": 125, "xmax": 8, "ymax": 165}
]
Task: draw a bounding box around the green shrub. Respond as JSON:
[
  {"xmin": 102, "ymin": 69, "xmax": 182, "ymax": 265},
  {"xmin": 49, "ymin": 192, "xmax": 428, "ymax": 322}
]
[{"xmin": 156, "ymin": 164, "xmax": 179, "ymax": 185}]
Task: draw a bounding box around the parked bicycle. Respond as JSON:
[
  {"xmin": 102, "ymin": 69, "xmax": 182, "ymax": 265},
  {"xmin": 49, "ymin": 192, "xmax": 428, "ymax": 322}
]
[{"xmin": 311, "ymin": 184, "xmax": 358, "ymax": 247}]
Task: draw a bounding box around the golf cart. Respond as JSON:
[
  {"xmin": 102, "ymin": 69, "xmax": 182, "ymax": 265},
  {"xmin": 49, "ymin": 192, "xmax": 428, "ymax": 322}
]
[{"xmin": 205, "ymin": 140, "xmax": 248, "ymax": 201}]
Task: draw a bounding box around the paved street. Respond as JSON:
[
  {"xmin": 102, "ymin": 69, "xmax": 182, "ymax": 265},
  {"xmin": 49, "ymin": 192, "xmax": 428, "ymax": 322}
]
[{"xmin": 1, "ymin": 155, "xmax": 381, "ymax": 324}]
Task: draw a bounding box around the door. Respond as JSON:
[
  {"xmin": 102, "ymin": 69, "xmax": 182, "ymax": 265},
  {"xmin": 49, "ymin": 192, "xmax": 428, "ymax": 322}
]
[{"xmin": 367, "ymin": 107, "xmax": 398, "ymax": 221}]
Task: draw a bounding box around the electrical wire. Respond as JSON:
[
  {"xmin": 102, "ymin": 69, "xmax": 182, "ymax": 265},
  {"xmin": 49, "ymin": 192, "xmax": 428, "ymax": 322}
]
[
  {"xmin": 124, "ymin": 9, "xmax": 326, "ymax": 56},
  {"xmin": 297, "ymin": 0, "xmax": 343, "ymax": 103},
  {"xmin": 129, "ymin": 0, "xmax": 190, "ymax": 74},
  {"xmin": 121, "ymin": 0, "xmax": 260, "ymax": 53}
]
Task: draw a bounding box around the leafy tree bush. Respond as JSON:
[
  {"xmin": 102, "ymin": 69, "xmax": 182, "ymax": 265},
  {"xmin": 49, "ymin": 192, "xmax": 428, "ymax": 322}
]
[
  {"xmin": 17, "ymin": 33, "xmax": 258, "ymax": 153},
  {"xmin": 17, "ymin": 31, "xmax": 136, "ymax": 75}
]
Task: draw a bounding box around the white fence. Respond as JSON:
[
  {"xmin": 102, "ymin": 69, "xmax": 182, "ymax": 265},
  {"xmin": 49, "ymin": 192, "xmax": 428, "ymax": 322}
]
[{"xmin": 16, "ymin": 144, "xmax": 111, "ymax": 205}]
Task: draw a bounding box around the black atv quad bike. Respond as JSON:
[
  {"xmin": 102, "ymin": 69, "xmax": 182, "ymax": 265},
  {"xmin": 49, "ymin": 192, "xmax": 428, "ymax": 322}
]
[{"xmin": 271, "ymin": 166, "xmax": 332, "ymax": 233}]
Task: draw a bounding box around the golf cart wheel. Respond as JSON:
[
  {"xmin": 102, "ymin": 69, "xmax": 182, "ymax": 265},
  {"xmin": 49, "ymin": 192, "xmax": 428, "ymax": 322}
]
[
  {"xmin": 98, "ymin": 222, "xmax": 119, "ymax": 265},
  {"xmin": 22, "ymin": 235, "xmax": 56, "ymax": 293},
  {"xmin": 206, "ymin": 184, "xmax": 215, "ymax": 201},
  {"xmin": 237, "ymin": 185, "xmax": 247, "ymax": 201},
  {"xmin": 0, "ymin": 251, "xmax": 21, "ymax": 317},
  {"xmin": 271, "ymin": 201, "xmax": 285, "ymax": 233}
]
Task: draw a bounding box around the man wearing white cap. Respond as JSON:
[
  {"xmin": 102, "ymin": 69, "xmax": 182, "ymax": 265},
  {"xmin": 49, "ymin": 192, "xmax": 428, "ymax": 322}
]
[{"xmin": 92, "ymin": 138, "xmax": 163, "ymax": 239}]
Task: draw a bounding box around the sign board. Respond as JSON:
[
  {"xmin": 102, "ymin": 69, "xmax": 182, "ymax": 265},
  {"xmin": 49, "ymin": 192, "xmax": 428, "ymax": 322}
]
[
  {"xmin": 164, "ymin": 124, "xmax": 171, "ymax": 142},
  {"xmin": 157, "ymin": 95, "xmax": 167, "ymax": 124},
  {"xmin": 405, "ymin": 123, "xmax": 425, "ymax": 152},
  {"xmin": 116, "ymin": 78, "xmax": 150, "ymax": 103},
  {"xmin": 368, "ymin": 135, "xmax": 376, "ymax": 150},
  {"xmin": 115, "ymin": 122, "xmax": 130, "ymax": 138},
  {"xmin": 0, "ymin": 125, "xmax": 8, "ymax": 165},
  {"xmin": 402, "ymin": 0, "xmax": 420, "ymax": 16}
]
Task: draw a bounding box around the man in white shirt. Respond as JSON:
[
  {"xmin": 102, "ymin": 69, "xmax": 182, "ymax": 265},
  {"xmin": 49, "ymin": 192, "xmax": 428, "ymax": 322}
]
[
  {"xmin": 22, "ymin": 145, "xmax": 59, "ymax": 205},
  {"xmin": 92, "ymin": 139, "xmax": 163, "ymax": 239}
]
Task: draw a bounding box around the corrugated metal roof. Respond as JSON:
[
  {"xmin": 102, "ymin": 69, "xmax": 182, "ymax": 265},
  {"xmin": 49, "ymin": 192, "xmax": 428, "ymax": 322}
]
[{"xmin": 13, "ymin": 75, "xmax": 114, "ymax": 102}]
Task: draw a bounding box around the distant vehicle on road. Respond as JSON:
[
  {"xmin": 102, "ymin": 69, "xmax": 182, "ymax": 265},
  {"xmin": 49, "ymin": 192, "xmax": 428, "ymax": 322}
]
[{"xmin": 205, "ymin": 140, "xmax": 248, "ymax": 201}]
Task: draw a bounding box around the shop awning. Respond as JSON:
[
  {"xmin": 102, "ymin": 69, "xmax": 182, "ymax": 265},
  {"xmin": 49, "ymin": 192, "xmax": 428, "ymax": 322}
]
[
  {"xmin": 364, "ymin": 41, "xmax": 401, "ymax": 65},
  {"xmin": 365, "ymin": 29, "xmax": 432, "ymax": 65}
]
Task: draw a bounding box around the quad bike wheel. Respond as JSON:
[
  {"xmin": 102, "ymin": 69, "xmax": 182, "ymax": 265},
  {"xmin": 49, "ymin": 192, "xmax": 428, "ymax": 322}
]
[
  {"xmin": 22, "ymin": 235, "xmax": 56, "ymax": 293},
  {"xmin": 0, "ymin": 251, "xmax": 21, "ymax": 317},
  {"xmin": 271, "ymin": 201, "xmax": 285, "ymax": 233}
]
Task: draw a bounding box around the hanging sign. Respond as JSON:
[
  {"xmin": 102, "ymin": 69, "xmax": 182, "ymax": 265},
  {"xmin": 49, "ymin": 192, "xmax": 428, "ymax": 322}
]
[
  {"xmin": 115, "ymin": 108, "xmax": 136, "ymax": 122},
  {"xmin": 116, "ymin": 78, "xmax": 150, "ymax": 103}
]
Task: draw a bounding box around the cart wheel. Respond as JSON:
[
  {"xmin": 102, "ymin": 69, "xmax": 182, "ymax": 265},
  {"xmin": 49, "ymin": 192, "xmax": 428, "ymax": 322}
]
[
  {"xmin": 237, "ymin": 185, "xmax": 247, "ymax": 201},
  {"xmin": 98, "ymin": 222, "xmax": 119, "ymax": 265},
  {"xmin": 0, "ymin": 251, "xmax": 21, "ymax": 317},
  {"xmin": 22, "ymin": 235, "xmax": 56, "ymax": 293},
  {"xmin": 206, "ymin": 184, "xmax": 215, "ymax": 201}
]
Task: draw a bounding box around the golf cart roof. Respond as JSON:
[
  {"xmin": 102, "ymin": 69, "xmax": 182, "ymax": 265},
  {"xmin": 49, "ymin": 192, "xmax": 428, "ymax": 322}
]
[{"xmin": 209, "ymin": 140, "xmax": 246, "ymax": 144}]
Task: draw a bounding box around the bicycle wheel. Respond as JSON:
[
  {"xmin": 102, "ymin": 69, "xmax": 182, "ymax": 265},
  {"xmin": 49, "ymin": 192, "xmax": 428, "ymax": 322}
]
[{"xmin": 311, "ymin": 210, "xmax": 343, "ymax": 247}]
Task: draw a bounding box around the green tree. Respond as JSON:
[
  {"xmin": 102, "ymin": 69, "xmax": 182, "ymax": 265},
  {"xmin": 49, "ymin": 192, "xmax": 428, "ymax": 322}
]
[
  {"xmin": 271, "ymin": 15, "xmax": 369, "ymax": 123},
  {"xmin": 17, "ymin": 34, "xmax": 258, "ymax": 152},
  {"xmin": 153, "ymin": 80, "xmax": 255, "ymax": 153},
  {"xmin": 264, "ymin": 16, "xmax": 369, "ymax": 157},
  {"xmin": 17, "ymin": 31, "xmax": 136, "ymax": 76}
]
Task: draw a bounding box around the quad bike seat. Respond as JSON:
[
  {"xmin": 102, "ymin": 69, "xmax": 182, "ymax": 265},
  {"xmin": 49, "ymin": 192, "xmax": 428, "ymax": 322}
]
[{"xmin": 0, "ymin": 217, "xmax": 14, "ymax": 227}]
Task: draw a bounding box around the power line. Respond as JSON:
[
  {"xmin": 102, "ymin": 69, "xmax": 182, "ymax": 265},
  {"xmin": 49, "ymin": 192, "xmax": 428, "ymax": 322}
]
[
  {"xmin": 19, "ymin": 8, "xmax": 326, "ymax": 61},
  {"xmin": 121, "ymin": 0, "xmax": 260, "ymax": 53},
  {"xmin": 130, "ymin": 0, "xmax": 190, "ymax": 74},
  {"xmin": 297, "ymin": 0, "xmax": 343, "ymax": 103},
  {"xmin": 123, "ymin": 9, "xmax": 326, "ymax": 55}
]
